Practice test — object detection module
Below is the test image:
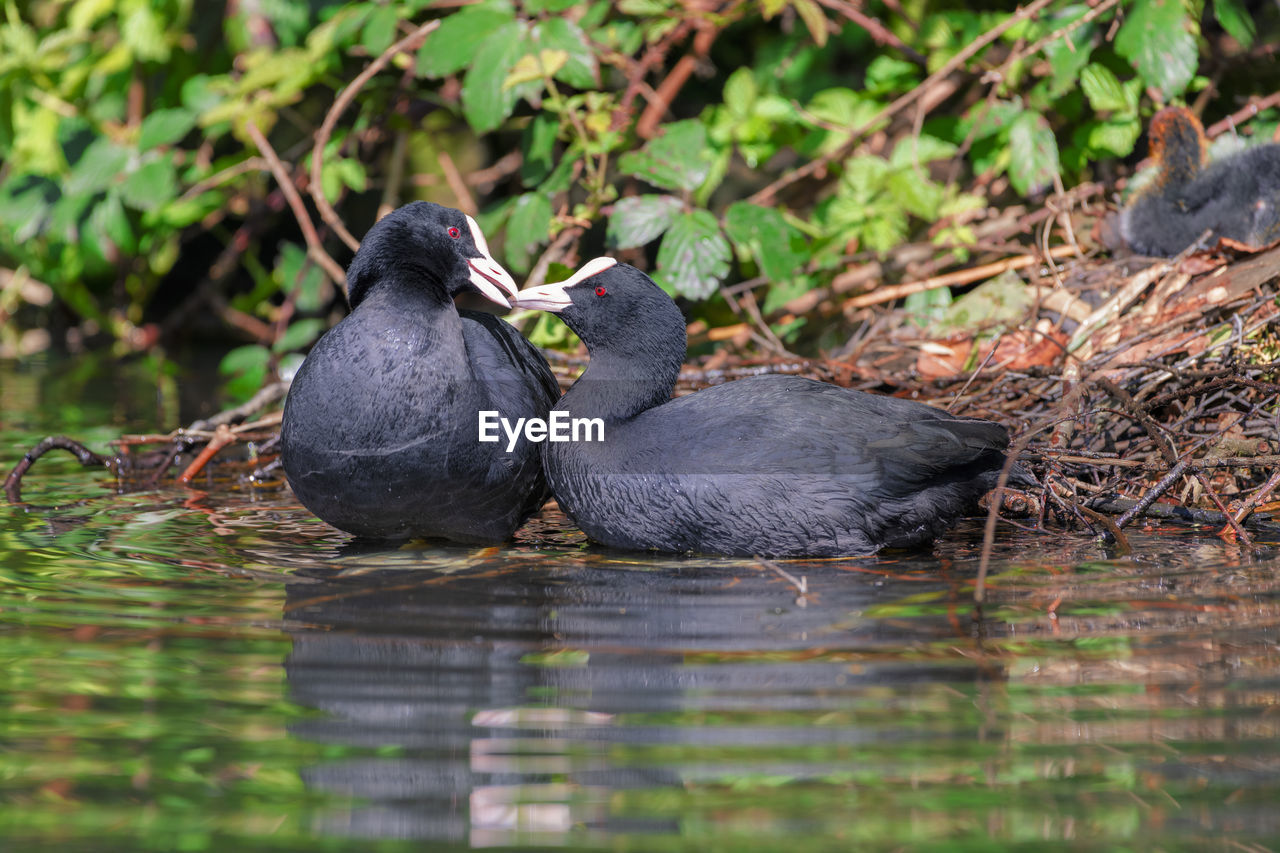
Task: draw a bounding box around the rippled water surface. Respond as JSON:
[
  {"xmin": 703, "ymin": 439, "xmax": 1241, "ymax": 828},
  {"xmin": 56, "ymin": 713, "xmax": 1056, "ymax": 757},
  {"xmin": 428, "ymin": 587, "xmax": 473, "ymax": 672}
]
[{"xmin": 3, "ymin": 355, "xmax": 1280, "ymax": 851}]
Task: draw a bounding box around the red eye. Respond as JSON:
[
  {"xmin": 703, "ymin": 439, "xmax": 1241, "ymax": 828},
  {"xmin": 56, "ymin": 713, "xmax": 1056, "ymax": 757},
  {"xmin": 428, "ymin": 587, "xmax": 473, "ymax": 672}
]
[
  {"xmin": 595, "ymin": 286, "xmax": 607, "ymax": 297},
  {"xmin": 447, "ymin": 226, "xmax": 461, "ymax": 238}
]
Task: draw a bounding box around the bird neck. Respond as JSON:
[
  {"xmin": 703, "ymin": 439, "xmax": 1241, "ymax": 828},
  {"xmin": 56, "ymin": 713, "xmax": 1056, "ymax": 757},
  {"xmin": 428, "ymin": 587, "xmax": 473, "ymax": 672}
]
[
  {"xmin": 1150, "ymin": 107, "xmax": 1207, "ymax": 189},
  {"xmin": 355, "ymin": 275, "xmax": 472, "ymax": 373},
  {"xmin": 558, "ymin": 344, "xmax": 684, "ymax": 421}
]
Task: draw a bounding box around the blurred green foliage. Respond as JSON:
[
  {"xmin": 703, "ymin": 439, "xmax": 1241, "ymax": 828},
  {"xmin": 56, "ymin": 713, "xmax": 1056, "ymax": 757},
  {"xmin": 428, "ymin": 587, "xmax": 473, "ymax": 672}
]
[{"xmin": 0, "ymin": 0, "xmax": 1276, "ymax": 388}]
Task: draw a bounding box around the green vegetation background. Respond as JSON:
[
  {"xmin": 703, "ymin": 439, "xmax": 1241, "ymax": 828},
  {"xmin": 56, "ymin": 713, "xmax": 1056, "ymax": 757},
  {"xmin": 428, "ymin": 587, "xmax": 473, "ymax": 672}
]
[{"xmin": 0, "ymin": 0, "xmax": 1275, "ymax": 396}]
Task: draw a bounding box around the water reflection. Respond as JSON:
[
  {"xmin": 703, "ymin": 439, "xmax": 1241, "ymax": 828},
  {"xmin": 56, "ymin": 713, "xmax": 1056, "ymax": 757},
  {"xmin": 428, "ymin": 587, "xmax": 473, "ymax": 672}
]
[
  {"xmin": 282, "ymin": 538, "xmax": 993, "ymax": 845},
  {"xmin": 278, "ymin": 519, "xmax": 1280, "ymax": 848}
]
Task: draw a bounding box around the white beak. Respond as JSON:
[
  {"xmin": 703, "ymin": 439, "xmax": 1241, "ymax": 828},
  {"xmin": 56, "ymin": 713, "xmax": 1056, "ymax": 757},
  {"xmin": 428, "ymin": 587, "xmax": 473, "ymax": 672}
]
[
  {"xmin": 514, "ymin": 257, "xmax": 619, "ymax": 312},
  {"xmin": 464, "ymin": 214, "xmax": 518, "ymax": 307}
]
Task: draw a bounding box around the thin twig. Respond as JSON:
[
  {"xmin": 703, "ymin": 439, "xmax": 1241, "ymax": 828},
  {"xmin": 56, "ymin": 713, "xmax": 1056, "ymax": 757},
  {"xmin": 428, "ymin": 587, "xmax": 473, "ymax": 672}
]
[
  {"xmin": 756, "ymin": 557, "xmax": 808, "ymax": 600},
  {"xmin": 310, "ymin": 19, "xmax": 442, "ymax": 253},
  {"xmin": 845, "ymin": 244, "xmax": 1077, "ymax": 309},
  {"xmin": 244, "ymin": 120, "xmax": 347, "ymax": 288},
  {"xmin": 4, "ymin": 436, "xmax": 112, "ymax": 503},
  {"xmin": 437, "ymin": 149, "xmax": 477, "ymax": 216}
]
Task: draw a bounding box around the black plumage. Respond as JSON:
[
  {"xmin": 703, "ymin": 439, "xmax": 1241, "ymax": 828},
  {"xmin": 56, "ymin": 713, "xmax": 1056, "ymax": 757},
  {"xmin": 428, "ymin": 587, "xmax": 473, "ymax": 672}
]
[
  {"xmin": 280, "ymin": 202, "xmax": 558, "ymax": 542},
  {"xmin": 516, "ymin": 260, "xmax": 1014, "ymax": 557}
]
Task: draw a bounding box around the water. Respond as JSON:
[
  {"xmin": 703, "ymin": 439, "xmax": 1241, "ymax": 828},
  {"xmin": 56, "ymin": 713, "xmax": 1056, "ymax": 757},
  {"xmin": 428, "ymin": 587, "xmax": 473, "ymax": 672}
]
[{"xmin": 2, "ymin": 354, "xmax": 1279, "ymax": 851}]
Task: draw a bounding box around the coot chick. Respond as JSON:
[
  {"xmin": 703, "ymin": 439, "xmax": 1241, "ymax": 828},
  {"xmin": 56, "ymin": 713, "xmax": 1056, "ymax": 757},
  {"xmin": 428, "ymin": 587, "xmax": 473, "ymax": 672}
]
[
  {"xmin": 280, "ymin": 202, "xmax": 559, "ymax": 542},
  {"xmin": 515, "ymin": 260, "xmax": 1014, "ymax": 557},
  {"xmin": 1119, "ymin": 106, "xmax": 1280, "ymax": 255}
]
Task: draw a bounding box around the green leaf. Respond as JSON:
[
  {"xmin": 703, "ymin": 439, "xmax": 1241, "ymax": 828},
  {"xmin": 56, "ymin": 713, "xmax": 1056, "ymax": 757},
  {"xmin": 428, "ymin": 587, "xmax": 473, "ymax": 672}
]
[
  {"xmin": 417, "ymin": 6, "xmax": 516, "ymax": 78},
  {"xmin": 1008, "ymin": 111, "xmax": 1059, "ymax": 195},
  {"xmin": 864, "ymin": 56, "xmax": 918, "ymax": 96},
  {"xmin": 533, "ymin": 17, "xmax": 597, "ymax": 89},
  {"xmin": 792, "ymin": 0, "xmax": 828, "ymax": 46},
  {"xmin": 617, "ymin": 120, "xmax": 712, "ymax": 193},
  {"xmin": 219, "ymin": 344, "xmax": 271, "ymax": 401},
  {"xmin": 1086, "ymin": 118, "xmax": 1142, "ymax": 157},
  {"xmin": 278, "ymin": 243, "xmax": 329, "ymax": 311},
  {"xmin": 361, "ymin": 4, "xmax": 399, "ymax": 56},
  {"xmin": 1080, "ymin": 64, "xmax": 1129, "ymax": 113},
  {"xmin": 1042, "ymin": 5, "xmax": 1096, "ymax": 95},
  {"xmin": 761, "ymin": 275, "xmax": 813, "ymax": 314},
  {"xmin": 655, "ymin": 210, "xmax": 730, "ymax": 299},
  {"xmin": 336, "ymin": 158, "xmax": 367, "ymax": 192},
  {"xmin": 91, "ymin": 190, "xmax": 134, "ymax": 255},
  {"xmin": 930, "ymin": 270, "xmax": 1029, "ymax": 333},
  {"xmin": 159, "ymin": 191, "xmax": 222, "ymax": 229},
  {"xmin": 521, "ymin": 113, "xmax": 558, "ymax": 187},
  {"xmin": 888, "ymin": 134, "xmax": 958, "ymax": 168},
  {"xmin": 886, "ymin": 169, "xmax": 942, "ymax": 219},
  {"xmin": 608, "ymin": 194, "xmax": 682, "ymax": 249},
  {"xmin": 138, "ymin": 108, "xmax": 197, "ymax": 150},
  {"xmin": 1115, "ymin": 0, "xmax": 1198, "ymax": 100},
  {"xmin": 505, "ymin": 192, "xmax": 553, "ymax": 274},
  {"xmin": 65, "ymin": 136, "xmax": 130, "ymax": 196},
  {"xmin": 723, "ymin": 67, "xmax": 757, "ymax": 117},
  {"xmin": 723, "ymin": 202, "xmax": 807, "ymax": 281},
  {"xmin": 461, "ymin": 21, "xmax": 526, "ymax": 133},
  {"xmin": 120, "ymin": 157, "xmax": 177, "ymax": 211},
  {"xmin": 526, "ymin": 0, "xmax": 581, "ymax": 10},
  {"xmin": 273, "ymin": 318, "xmax": 326, "ymax": 353},
  {"xmin": 903, "ymin": 285, "xmax": 953, "ymax": 328},
  {"xmin": 504, "ymin": 49, "xmax": 567, "ymax": 89},
  {"xmin": 1213, "ymin": 0, "xmax": 1255, "ymax": 47},
  {"xmin": 121, "ymin": 3, "xmax": 169, "ymax": 62}
]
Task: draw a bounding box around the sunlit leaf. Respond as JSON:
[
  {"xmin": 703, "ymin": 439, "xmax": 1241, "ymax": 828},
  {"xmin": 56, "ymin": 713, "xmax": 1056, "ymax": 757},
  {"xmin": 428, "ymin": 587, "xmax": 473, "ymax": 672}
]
[
  {"xmin": 272, "ymin": 318, "xmax": 325, "ymax": 353},
  {"xmin": 65, "ymin": 136, "xmax": 130, "ymax": 196},
  {"xmin": 360, "ymin": 3, "xmax": 398, "ymax": 56},
  {"xmin": 608, "ymin": 194, "xmax": 682, "ymax": 249},
  {"xmin": 121, "ymin": 3, "xmax": 169, "ymax": 62},
  {"xmin": 120, "ymin": 157, "xmax": 177, "ymax": 211},
  {"xmin": 1008, "ymin": 110, "xmax": 1059, "ymax": 195},
  {"xmin": 655, "ymin": 210, "xmax": 730, "ymax": 299},
  {"xmin": 1212, "ymin": 0, "xmax": 1256, "ymax": 47},
  {"xmin": 416, "ymin": 6, "xmax": 515, "ymax": 78},
  {"xmin": 138, "ymin": 108, "xmax": 196, "ymax": 150},
  {"xmin": 1115, "ymin": 0, "xmax": 1197, "ymax": 100},
  {"xmin": 1080, "ymin": 64, "xmax": 1130, "ymax": 113},
  {"xmin": 791, "ymin": 0, "xmax": 829, "ymax": 46},
  {"xmin": 503, "ymin": 49, "xmax": 567, "ymax": 89},
  {"xmin": 724, "ymin": 202, "xmax": 807, "ymax": 282},
  {"xmin": 723, "ymin": 67, "xmax": 757, "ymax": 117},
  {"xmin": 617, "ymin": 120, "xmax": 712, "ymax": 193},
  {"xmin": 1086, "ymin": 118, "xmax": 1143, "ymax": 157},
  {"xmin": 505, "ymin": 192, "xmax": 553, "ymax": 274},
  {"xmin": 461, "ymin": 21, "xmax": 526, "ymax": 133},
  {"xmin": 1042, "ymin": 5, "xmax": 1096, "ymax": 96},
  {"xmin": 533, "ymin": 17, "xmax": 597, "ymax": 89}
]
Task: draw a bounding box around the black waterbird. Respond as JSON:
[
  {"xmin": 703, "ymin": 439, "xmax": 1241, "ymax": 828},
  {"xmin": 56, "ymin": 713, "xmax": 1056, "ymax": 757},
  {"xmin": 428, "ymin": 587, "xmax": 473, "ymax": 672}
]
[
  {"xmin": 515, "ymin": 259, "xmax": 1016, "ymax": 558},
  {"xmin": 280, "ymin": 202, "xmax": 558, "ymax": 542}
]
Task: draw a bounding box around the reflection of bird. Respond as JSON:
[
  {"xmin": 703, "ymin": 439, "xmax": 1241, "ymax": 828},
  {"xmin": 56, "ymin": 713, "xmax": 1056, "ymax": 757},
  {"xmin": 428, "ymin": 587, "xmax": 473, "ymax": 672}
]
[
  {"xmin": 516, "ymin": 260, "xmax": 1019, "ymax": 558},
  {"xmin": 281, "ymin": 202, "xmax": 558, "ymax": 542},
  {"xmin": 1118, "ymin": 106, "xmax": 1280, "ymax": 256}
]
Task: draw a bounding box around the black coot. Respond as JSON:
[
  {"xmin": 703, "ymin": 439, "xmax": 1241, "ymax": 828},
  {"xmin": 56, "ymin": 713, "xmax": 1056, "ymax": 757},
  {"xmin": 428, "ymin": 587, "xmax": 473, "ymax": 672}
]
[
  {"xmin": 280, "ymin": 202, "xmax": 559, "ymax": 542},
  {"xmin": 1119, "ymin": 106, "xmax": 1280, "ymax": 256},
  {"xmin": 515, "ymin": 259, "xmax": 1014, "ymax": 557}
]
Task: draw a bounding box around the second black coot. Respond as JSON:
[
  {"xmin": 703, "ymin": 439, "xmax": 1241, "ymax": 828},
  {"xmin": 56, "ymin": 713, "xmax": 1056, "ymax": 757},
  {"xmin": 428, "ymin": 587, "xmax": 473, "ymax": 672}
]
[
  {"xmin": 515, "ymin": 259, "xmax": 1015, "ymax": 558},
  {"xmin": 280, "ymin": 202, "xmax": 559, "ymax": 542}
]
